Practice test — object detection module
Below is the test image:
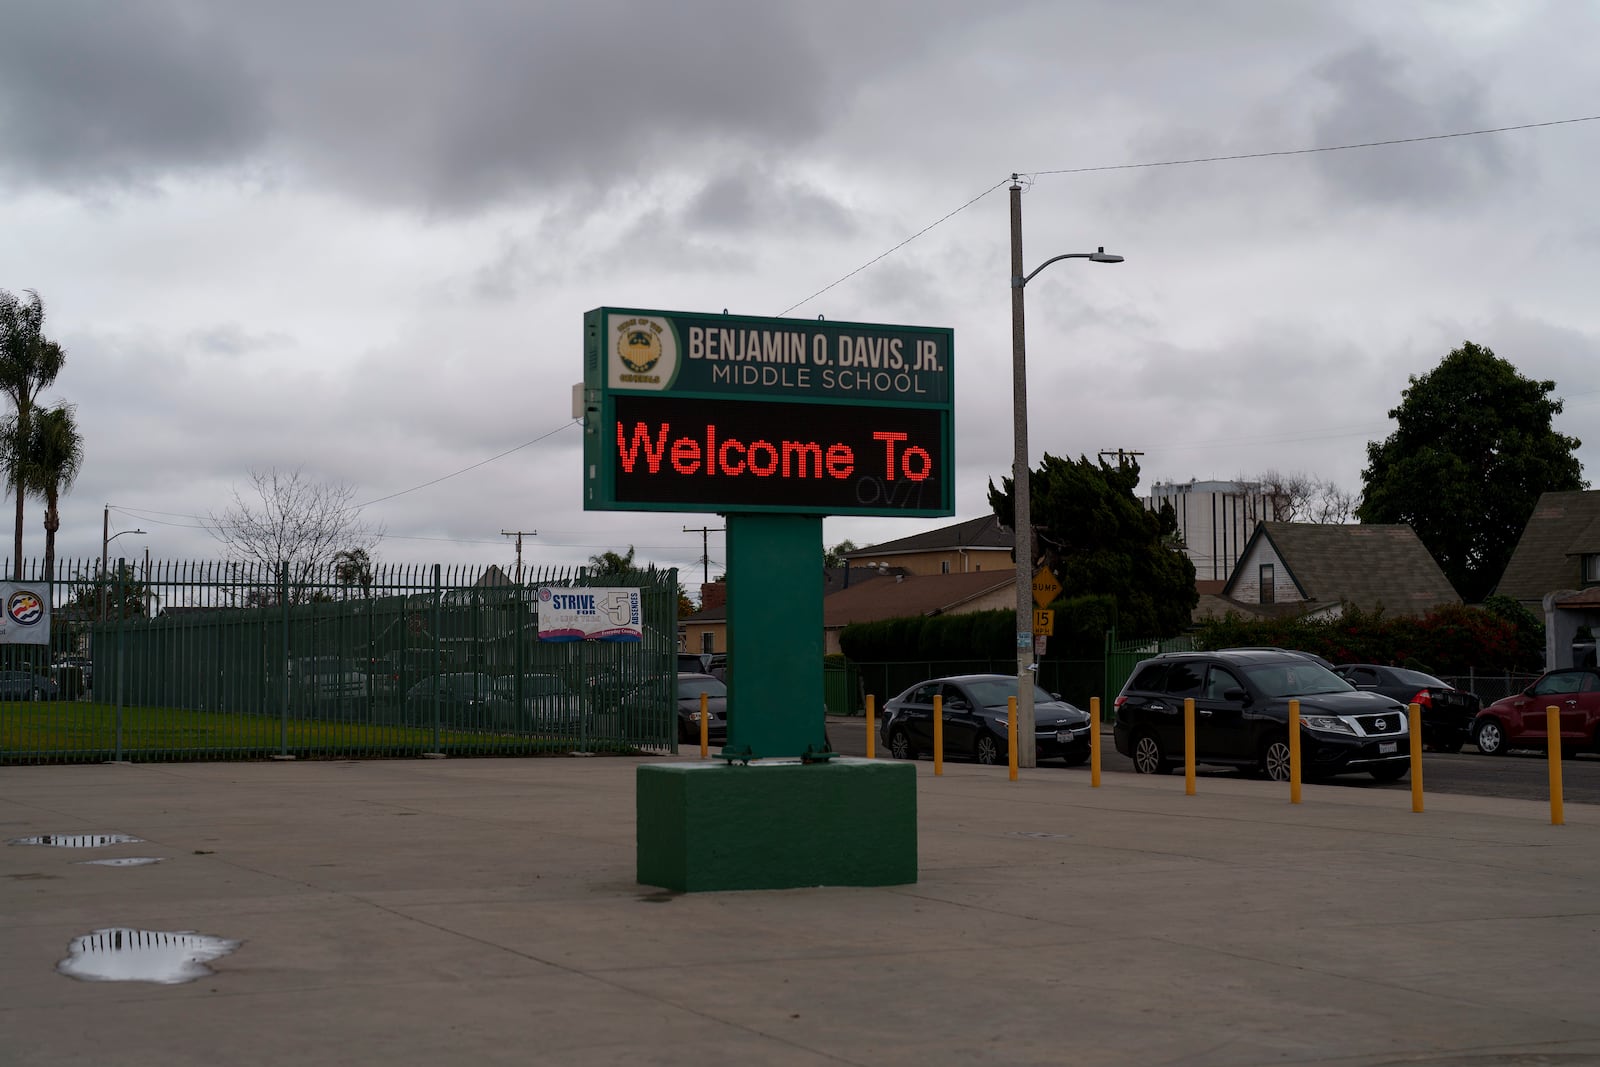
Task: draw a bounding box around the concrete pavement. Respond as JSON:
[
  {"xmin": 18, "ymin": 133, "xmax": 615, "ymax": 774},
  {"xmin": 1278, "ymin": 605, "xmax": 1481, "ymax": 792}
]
[{"xmin": 4, "ymin": 751, "xmax": 1599, "ymax": 1066}]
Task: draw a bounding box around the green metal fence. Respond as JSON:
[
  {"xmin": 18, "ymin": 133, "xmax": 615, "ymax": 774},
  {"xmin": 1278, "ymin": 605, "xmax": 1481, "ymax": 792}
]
[{"xmin": 0, "ymin": 558, "xmax": 680, "ymax": 764}]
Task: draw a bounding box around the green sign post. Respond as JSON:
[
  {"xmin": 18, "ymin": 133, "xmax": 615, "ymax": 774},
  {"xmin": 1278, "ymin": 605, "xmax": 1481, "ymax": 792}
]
[{"xmin": 583, "ymin": 307, "xmax": 951, "ymax": 890}]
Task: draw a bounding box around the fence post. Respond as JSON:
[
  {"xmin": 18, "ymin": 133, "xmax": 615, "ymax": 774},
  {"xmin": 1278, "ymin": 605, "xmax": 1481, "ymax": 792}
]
[
  {"xmin": 278, "ymin": 561, "xmax": 289, "ymax": 757},
  {"xmin": 431, "ymin": 563, "xmax": 442, "ymax": 752},
  {"xmin": 114, "ymin": 559, "xmax": 125, "ymax": 762}
]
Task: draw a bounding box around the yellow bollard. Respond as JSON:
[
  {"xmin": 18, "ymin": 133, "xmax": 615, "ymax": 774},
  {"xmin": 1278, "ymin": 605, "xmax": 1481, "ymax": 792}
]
[
  {"xmin": 1008, "ymin": 696, "xmax": 1018, "ymax": 781},
  {"xmin": 699, "ymin": 692, "xmax": 709, "ymax": 758},
  {"xmin": 865, "ymin": 694, "xmax": 876, "ymax": 760},
  {"xmin": 1289, "ymin": 698, "xmax": 1301, "ymax": 804},
  {"xmin": 1409, "ymin": 702, "xmax": 1424, "ymax": 813},
  {"xmin": 933, "ymin": 693, "xmax": 943, "ymax": 776},
  {"xmin": 1184, "ymin": 697, "xmax": 1196, "ymax": 795},
  {"xmin": 1547, "ymin": 706, "xmax": 1565, "ymax": 826},
  {"xmin": 1090, "ymin": 696, "xmax": 1101, "ymax": 788}
]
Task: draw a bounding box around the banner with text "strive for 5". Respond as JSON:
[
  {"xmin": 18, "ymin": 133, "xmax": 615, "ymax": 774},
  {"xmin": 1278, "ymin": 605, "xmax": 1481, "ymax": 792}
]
[{"xmin": 535, "ymin": 586, "xmax": 642, "ymax": 642}]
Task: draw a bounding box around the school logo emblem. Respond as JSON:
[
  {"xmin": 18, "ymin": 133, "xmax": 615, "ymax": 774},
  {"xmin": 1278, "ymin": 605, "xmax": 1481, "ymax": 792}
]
[
  {"xmin": 7, "ymin": 590, "xmax": 43, "ymax": 626},
  {"xmin": 608, "ymin": 314, "xmax": 678, "ymax": 391}
]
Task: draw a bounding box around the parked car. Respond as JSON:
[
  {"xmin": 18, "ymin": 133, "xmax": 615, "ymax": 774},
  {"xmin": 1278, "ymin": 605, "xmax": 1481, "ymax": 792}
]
[
  {"xmin": 677, "ymin": 653, "xmax": 728, "ymax": 681},
  {"xmin": 491, "ymin": 673, "xmax": 580, "ymax": 726},
  {"xmin": 1331, "ymin": 664, "xmax": 1480, "ymax": 752},
  {"xmin": 1114, "ymin": 649, "xmax": 1412, "ymax": 782},
  {"xmin": 1472, "ymin": 667, "xmax": 1600, "ymax": 756},
  {"xmin": 0, "ymin": 670, "xmax": 59, "ymax": 701},
  {"xmin": 879, "ymin": 674, "xmax": 1093, "ymax": 766},
  {"xmin": 287, "ymin": 655, "xmax": 369, "ymax": 710},
  {"xmin": 403, "ymin": 673, "xmax": 511, "ymax": 725},
  {"xmin": 675, "ymin": 673, "xmax": 728, "ymax": 744}
]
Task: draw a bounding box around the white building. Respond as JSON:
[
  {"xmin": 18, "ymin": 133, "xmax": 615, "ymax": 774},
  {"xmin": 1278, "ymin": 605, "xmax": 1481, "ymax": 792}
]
[{"xmin": 1147, "ymin": 479, "xmax": 1281, "ymax": 583}]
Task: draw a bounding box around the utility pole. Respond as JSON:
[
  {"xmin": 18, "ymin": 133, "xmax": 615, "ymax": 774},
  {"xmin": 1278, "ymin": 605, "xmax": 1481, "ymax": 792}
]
[
  {"xmin": 500, "ymin": 529, "xmax": 536, "ymax": 585},
  {"xmin": 1098, "ymin": 449, "xmax": 1145, "ymax": 469},
  {"xmin": 682, "ymin": 525, "xmax": 724, "ymax": 587}
]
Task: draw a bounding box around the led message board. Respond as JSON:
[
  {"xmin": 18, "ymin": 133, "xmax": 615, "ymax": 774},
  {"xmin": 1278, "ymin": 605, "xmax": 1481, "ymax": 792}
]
[{"xmin": 582, "ymin": 308, "xmax": 954, "ymax": 517}]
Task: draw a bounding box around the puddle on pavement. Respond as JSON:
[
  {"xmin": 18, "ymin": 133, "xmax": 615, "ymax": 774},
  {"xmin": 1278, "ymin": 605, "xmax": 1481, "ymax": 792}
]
[
  {"xmin": 9, "ymin": 833, "xmax": 144, "ymax": 848},
  {"xmin": 58, "ymin": 927, "xmax": 240, "ymax": 984},
  {"xmin": 76, "ymin": 857, "xmax": 164, "ymax": 867}
]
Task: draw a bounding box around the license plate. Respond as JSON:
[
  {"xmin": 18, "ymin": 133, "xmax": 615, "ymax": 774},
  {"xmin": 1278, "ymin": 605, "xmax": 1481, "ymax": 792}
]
[
  {"xmin": 1055, "ymin": 730, "xmax": 1071, "ymax": 743},
  {"xmin": 1379, "ymin": 742, "xmax": 1397, "ymax": 754}
]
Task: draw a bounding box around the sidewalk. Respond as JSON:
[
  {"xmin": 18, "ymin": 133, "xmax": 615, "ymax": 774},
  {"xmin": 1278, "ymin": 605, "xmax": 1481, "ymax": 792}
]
[{"xmin": 4, "ymin": 754, "xmax": 1599, "ymax": 1066}]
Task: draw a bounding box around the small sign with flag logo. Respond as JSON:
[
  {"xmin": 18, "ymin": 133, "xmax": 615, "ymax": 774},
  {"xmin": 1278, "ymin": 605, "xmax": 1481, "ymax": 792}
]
[{"xmin": 0, "ymin": 583, "xmax": 50, "ymax": 645}]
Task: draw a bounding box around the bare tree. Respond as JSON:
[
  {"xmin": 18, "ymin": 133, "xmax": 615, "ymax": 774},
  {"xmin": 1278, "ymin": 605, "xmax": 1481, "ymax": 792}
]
[
  {"xmin": 1247, "ymin": 470, "xmax": 1358, "ymax": 524},
  {"xmin": 206, "ymin": 468, "xmax": 381, "ymax": 602}
]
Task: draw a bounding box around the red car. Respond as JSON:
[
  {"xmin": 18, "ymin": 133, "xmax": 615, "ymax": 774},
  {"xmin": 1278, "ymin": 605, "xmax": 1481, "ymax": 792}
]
[{"xmin": 1473, "ymin": 668, "xmax": 1600, "ymax": 756}]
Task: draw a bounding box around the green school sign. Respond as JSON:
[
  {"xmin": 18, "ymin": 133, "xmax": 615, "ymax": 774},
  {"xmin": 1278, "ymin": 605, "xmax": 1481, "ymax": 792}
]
[{"xmin": 582, "ymin": 307, "xmax": 954, "ymax": 518}]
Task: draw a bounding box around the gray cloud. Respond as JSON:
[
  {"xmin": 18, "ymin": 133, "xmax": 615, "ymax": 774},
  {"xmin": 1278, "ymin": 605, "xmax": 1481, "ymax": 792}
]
[{"xmin": 1307, "ymin": 44, "xmax": 1512, "ymax": 207}]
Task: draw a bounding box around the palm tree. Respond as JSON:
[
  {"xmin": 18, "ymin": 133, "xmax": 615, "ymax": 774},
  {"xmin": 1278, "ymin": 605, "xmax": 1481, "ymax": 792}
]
[
  {"xmin": 23, "ymin": 404, "xmax": 84, "ymax": 585},
  {"xmin": 0, "ymin": 289, "xmax": 67, "ymax": 579}
]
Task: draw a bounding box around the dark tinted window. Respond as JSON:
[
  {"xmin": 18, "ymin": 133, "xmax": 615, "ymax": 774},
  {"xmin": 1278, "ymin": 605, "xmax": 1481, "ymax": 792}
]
[
  {"xmin": 1387, "ymin": 667, "xmax": 1446, "ymax": 688},
  {"xmin": 1164, "ymin": 662, "xmax": 1204, "ymax": 697},
  {"xmin": 907, "ymin": 683, "xmax": 940, "ymax": 704},
  {"xmin": 1532, "ymin": 671, "xmax": 1585, "ymax": 696},
  {"xmin": 1347, "ymin": 667, "xmax": 1382, "ymax": 687},
  {"xmin": 1127, "ymin": 663, "xmax": 1168, "ymax": 692},
  {"xmin": 1205, "ymin": 666, "xmax": 1244, "ymax": 700}
]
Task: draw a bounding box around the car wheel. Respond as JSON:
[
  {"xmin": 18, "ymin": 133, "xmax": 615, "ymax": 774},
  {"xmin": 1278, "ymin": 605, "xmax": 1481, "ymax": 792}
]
[
  {"xmin": 1260, "ymin": 736, "xmax": 1292, "ymax": 782},
  {"xmin": 974, "ymin": 732, "xmax": 1002, "ymax": 765},
  {"xmin": 1131, "ymin": 731, "xmax": 1171, "ymax": 775},
  {"xmin": 1474, "ymin": 718, "xmax": 1507, "ymax": 756},
  {"xmin": 1369, "ymin": 762, "xmax": 1409, "ymax": 783},
  {"xmin": 889, "ymin": 728, "xmax": 916, "ymax": 760}
]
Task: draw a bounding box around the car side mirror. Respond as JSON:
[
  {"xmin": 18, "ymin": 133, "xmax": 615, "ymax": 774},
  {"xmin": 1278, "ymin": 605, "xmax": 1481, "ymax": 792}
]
[
  {"xmin": 1050, "ymin": 692, "xmax": 1062, "ymax": 700},
  {"xmin": 1223, "ymin": 687, "xmax": 1250, "ymax": 704}
]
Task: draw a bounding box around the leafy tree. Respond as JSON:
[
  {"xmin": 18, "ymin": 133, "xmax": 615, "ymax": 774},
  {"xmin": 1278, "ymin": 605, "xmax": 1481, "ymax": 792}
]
[
  {"xmin": 18, "ymin": 404, "xmax": 84, "ymax": 583},
  {"xmin": 205, "ymin": 467, "xmax": 382, "ymax": 603},
  {"xmin": 1358, "ymin": 342, "xmax": 1585, "ymax": 602},
  {"xmin": 332, "ymin": 547, "xmax": 374, "ymax": 598},
  {"xmin": 988, "ymin": 454, "xmax": 1197, "ymax": 637},
  {"xmin": 677, "ymin": 589, "xmax": 696, "ymax": 618},
  {"xmin": 823, "ymin": 539, "xmax": 862, "ymax": 568},
  {"xmin": 0, "ymin": 289, "xmax": 67, "ymax": 578},
  {"xmin": 60, "ymin": 560, "xmax": 150, "ymax": 620}
]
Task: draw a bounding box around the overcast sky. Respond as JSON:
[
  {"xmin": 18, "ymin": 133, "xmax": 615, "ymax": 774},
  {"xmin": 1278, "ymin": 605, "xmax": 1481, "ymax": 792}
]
[{"xmin": 2, "ymin": 1, "xmax": 1597, "ymax": 588}]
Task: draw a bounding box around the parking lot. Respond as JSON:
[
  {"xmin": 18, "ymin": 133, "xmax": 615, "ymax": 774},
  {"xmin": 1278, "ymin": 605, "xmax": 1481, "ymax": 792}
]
[{"xmin": 6, "ymin": 753, "xmax": 1599, "ymax": 1066}]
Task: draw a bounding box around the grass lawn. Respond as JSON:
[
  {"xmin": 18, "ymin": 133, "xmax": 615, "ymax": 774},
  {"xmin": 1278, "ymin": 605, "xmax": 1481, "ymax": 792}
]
[{"xmin": 0, "ymin": 700, "xmax": 655, "ymax": 762}]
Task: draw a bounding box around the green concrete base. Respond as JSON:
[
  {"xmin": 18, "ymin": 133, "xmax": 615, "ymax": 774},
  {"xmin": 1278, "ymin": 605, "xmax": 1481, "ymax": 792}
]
[{"xmin": 637, "ymin": 758, "xmax": 917, "ymax": 892}]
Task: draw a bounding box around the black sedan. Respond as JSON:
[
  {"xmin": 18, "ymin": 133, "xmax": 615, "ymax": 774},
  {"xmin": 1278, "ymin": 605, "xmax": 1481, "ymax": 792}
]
[
  {"xmin": 1331, "ymin": 664, "xmax": 1480, "ymax": 753},
  {"xmin": 0, "ymin": 670, "xmax": 59, "ymax": 700},
  {"xmin": 879, "ymin": 674, "xmax": 1093, "ymax": 766}
]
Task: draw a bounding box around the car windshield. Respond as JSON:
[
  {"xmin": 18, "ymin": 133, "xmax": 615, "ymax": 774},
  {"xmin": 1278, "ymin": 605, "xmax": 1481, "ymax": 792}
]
[
  {"xmin": 493, "ymin": 676, "xmax": 568, "ymax": 697},
  {"xmin": 678, "ymin": 676, "xmax": 727, "ymax": 699},
  {"xmin": 962, "ymin": 677, "xmax": 1052, "ymax": 707},
  {"xmin": 1241, "ymin": 661, "xmax": 1353, "ymax": 697}
]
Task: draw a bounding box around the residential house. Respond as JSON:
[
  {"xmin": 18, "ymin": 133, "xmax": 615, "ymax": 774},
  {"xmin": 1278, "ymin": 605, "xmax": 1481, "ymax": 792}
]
[
  {"xmin": 840, "ymin": 514, "xmax": 1013, "ymax": 576},
  {"xmin": 822, "ymin": 568, "xmax": 1018, "ymax": 655},
  {"xmin": 678, "ymin": 566, "xmax": 894, "ymax": 656},
  {"xmin": 1493, "ymin": 489, "xmax": 1600, "ymax": 668},
  {"xmin": 1199, "ymin": 522, "xmax": 1459, "ymax": 622}
]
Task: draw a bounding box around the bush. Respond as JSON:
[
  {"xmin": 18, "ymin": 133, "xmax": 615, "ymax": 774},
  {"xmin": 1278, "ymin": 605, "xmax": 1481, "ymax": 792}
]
[{"xmin": 1192, "ymin": 602, "xmax": 1527, "ymax": 673}]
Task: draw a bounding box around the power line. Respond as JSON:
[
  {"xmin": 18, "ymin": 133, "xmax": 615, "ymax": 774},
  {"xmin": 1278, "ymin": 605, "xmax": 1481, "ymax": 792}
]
[
  {"xmin": 779, "ymin": 113, "xmax": 1600, "ymax": 315},
  {"xmin": 355, "ymin": 420, "xmax": 579, "ymax": 508}
]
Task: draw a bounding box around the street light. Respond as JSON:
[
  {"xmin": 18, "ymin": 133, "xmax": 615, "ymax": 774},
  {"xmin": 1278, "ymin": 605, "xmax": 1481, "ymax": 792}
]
[
  {"xmin": 1008, "ymin": 174, "xmax": 1123, "ymax": 768},
  {"xmin": 100, "ymin": 506, "xmax": 146, "ymax": 620}
]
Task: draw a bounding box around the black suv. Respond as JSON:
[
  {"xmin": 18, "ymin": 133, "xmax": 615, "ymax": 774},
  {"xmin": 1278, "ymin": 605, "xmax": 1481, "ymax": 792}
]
[{"xmin": 1113, "ymin": 649, "xmax": 1412, "ymax": 782}]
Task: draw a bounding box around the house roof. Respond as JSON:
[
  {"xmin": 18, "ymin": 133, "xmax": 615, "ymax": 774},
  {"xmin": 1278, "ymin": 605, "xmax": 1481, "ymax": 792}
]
[
  {"xmin": 840, "ymin": 515, "xmax": 1013, "ymax": 560},
  {"xmin": 681, "ymin": 567, "xmax": 897, "ymax": 625},
  {"xmin": 1222, "ymin": 522, "xmax": 1459, "ymax": 617},
  {"xmin": 823, "ymin": 569, "xmax": 1018, "ymax": 629},
  {"xmin": 1494, "ymin": 490, "xmax": 1600, "ymax": 603}
]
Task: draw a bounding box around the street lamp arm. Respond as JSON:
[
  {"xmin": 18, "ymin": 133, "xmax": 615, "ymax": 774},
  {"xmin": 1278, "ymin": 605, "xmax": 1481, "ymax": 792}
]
[{"xmin": 1014, "ymin": 248, "xmax": 1125, "ymax": 288}]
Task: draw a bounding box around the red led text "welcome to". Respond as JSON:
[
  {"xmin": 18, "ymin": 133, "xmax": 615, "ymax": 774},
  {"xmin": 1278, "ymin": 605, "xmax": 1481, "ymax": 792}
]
[{"xmin": 616, "ymin": 423, "xmax": 933, "ymax": 481}]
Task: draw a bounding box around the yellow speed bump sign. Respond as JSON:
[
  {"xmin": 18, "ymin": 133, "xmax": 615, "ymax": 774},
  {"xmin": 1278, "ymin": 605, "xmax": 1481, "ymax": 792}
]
[{"xmin": 1031, "ymin": 568, "xmax": 1062, "ymax": 607}]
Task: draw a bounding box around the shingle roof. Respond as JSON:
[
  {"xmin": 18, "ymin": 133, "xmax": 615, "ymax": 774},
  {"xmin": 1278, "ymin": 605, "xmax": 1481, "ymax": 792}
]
[
  {"xmin": 1225, "ymin": 522, "xmax": 1459, "ymax": 616},
  {"xmin": 840, "ymin": 515, "xmax": 1012, "ymax": 559},
  {"xmin": 823, "ymin": 569, "xmax": 1018, "ymax": 628},
  {"xmin": 1494, "ymin": 490, "xmax": 1600, "ymax": 603}
]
